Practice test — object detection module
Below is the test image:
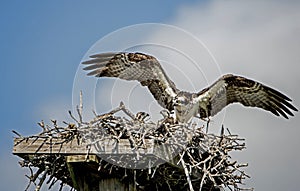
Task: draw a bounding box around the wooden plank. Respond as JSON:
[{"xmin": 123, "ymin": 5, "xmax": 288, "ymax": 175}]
[
  {"xmin": 13, "ymin": 138, "xmax": 84, "ymax": 154},
  {"xmin": 13, "ymin": 138, "xmax": 155, "ymax": 155},
  {"xmin": 13, "ymin": 138, "xmax": 182, "ymax": 166}
]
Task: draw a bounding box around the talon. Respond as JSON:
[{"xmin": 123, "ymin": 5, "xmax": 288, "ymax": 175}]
[{"xmin": 206, "ymin": 117, "xmax": 211, "ymax": 133}]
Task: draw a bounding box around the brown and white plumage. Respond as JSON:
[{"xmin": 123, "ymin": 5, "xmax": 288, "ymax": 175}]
[
  {"xmin": 196, "ymin": 74, "xmax": 298, "ymax": 119},
  {"xmin": 82, "ymin": 52, "xmax": 298, "ymax": 122},
  {"xmin": 82, "ymin": 52, "xmax": 179, "ymax": 111}
]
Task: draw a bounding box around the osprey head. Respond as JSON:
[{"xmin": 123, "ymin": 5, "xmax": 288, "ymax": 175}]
[{"xmin": 174, "ymin": 92, "xmax": 192, "ymax": 107}]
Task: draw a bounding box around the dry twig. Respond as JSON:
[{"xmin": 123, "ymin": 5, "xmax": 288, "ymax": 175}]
[{"xmin": 13, "ymin": 94, "xmax": 252, "ymax": 191}]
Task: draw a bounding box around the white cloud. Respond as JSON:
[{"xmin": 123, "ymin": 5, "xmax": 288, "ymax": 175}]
[{"xmin": 165, "ymin": 1, "xmax": 300, "ymax": 190}]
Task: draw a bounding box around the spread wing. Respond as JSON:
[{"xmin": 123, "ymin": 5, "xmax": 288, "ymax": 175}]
[
  {"xmin": 197, "ymin": 74, "xmax": 298, "ymax": 119},
  {"xmin": 82, "ymin": 52, "xmax": 178, "ymax": 110}
]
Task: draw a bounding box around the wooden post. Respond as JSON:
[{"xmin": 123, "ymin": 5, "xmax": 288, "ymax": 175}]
[
  {"xmin": 66, "ymin": 155, "xmax": 134, "ymax": 191},
  {"xmin": 13, "ymin": 138, "xmax": 152, "ymax": 191}
]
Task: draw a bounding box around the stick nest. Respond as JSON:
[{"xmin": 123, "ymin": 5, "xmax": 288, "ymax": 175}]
[{"xmin": 13, "ymin": 93, "xmax": 253, "ymax": 191}]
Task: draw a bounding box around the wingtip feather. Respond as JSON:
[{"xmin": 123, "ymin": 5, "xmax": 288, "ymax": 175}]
[
  {"xmin": 86, "ymin": 67, "xmax": 108, "ymax": 76},
  {"xmin": 83, "ymin": 63, "xmax": 107, "ymax": 71},
  {"xmin": 89, "ymin": 52, "xmax": 121, "ymax": 58}
]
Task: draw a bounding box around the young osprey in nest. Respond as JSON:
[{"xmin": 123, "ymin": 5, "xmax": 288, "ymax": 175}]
[{"xmin": 82, "ymin": 52, "xmax": 297, "ymax": 123}]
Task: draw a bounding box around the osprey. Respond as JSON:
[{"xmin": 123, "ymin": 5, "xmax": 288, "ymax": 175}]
[{"xmin": 82, "ymin": 52, "xmax": 297, "ymax": 123}]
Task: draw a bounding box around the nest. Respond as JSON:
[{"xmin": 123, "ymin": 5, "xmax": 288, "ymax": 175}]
[{"xmin": 13, "ymin": 93, "xmax": 253, "ymax": 191}]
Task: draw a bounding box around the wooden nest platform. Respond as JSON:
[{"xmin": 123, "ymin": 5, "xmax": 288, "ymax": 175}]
[{"xmin": 13, "ymin": 95, "xmax": 253, "ymax": 191}]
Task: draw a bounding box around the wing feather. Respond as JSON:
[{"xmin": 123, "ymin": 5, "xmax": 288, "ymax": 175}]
[
  {"xmin": 82, "ymin": 52, "xmax": 178, "ymax": 110},
  {"xmin": 198, "ymin": 74, "xmax": 298, "ymax": 119}
]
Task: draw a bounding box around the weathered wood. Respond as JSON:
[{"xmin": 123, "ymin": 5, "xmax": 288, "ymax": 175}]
[
  {"xmin": 13, "ymin": 138, "xmax": 83, "ymax": 154},
  {"xmin": 13, "ymin": 138, "xmax": 154, "ymax": 155},
  {"xmin": 13, "ymin": 137, "xmax": 178, "ymax": 168}
]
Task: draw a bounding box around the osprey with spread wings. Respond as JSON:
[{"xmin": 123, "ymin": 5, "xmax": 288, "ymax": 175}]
[{"xmin": 82, "ymin": 52, "xmax": 297, "ymax": 122}]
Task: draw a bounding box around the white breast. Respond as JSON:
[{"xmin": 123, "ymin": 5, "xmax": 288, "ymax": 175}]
[{"xmin": 175, "ymin": 101, "xmax": 200, "ymax": 123}]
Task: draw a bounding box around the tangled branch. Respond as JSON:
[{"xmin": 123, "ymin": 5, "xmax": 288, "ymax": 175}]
[{"xmin": 13, "ymin": 93, "xmax": 253, "ymax": 191}]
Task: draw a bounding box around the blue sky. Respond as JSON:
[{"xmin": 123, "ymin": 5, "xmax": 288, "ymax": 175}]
[
  {"xmin": 0, "ymin": 1, "xmax": 201, "ymax": 142},
  {"xmin": 1, "ymin": 1, "xmax": 300, "ymax": 190},
  {"xmin": 0, "ymin": 1, "xmax": 201, "ymax": 190}
]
